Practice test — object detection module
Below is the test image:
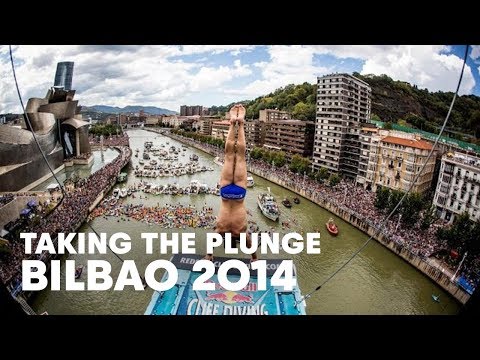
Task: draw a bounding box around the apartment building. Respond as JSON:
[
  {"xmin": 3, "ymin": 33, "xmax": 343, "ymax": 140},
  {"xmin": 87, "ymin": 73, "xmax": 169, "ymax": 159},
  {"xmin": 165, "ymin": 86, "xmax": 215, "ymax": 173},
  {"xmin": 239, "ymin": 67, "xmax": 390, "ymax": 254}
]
[
  {"xmin": 433, "ymin": 152, "xmax": 480, "ymax": 222},
  {"xmin": 264, "ymin": 120, "xmax": 315, "ymax": 159},
  {"xmin": 312, "ymin": 73, "xmax": 371, "ymax": 178},
  {"xmin": 245, "ymin": 120, "xmax": 265, "ymax": 151},
  {"xmin": 363, "ymin": 133, "xmax": 435, "ymax": 193},
  {"xmin": 259, "ymin": 109, "xmax": 291, "ymax": 122},
  {"xmin": 211, "ymin": 120, "xmax": 230, "ymax": 140}
]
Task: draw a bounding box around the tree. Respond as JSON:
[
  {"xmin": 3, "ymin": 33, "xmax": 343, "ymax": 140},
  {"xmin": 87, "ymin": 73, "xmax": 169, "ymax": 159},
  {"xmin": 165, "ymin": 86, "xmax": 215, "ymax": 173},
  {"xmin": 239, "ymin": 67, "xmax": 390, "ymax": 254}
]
[
  {"xmin": 375, "ymin": 187, "xmax": 390, "ymax": 210},
  {"xmin": 289, "ymin": 154, "xmax": 310, "ymax": 173},
  {"xmin": 420, "ymin": 205, "xmax": 437, "ymax": 230},
  {"xmin": 437, "ymin": 212, "xmax": 471, "ymax": 253},
  {"xmin": 465, "ymin": 221, "xmax": 480, "ymax": 256},
  {"xmin": 387, "ymin": 189, "xmax": 404, "ymax": 215},
  {"xmin": 328, "ymin": 173, "xmax": 341, "ymax": 187},
  {"xmin": 469, "ymin": 109, "xmax": 480, "ymax": 138},
  {"xmin": 401, "ymin": 192, "xmax": 424, "ymax": 227},
  {"xmin": 316, "ymin": 167, "xmax": 329, "ymax": 182},
  {"xmin": 272, "ymin": 151, "xmax": 286, "ymax": 168},
  {"xmin": 250, "ymin": 147, "xmax": 263, "ymax": 160},
  {"xmin": 292, "ymin": 101, "xmax": 316, "ymax": 121}
]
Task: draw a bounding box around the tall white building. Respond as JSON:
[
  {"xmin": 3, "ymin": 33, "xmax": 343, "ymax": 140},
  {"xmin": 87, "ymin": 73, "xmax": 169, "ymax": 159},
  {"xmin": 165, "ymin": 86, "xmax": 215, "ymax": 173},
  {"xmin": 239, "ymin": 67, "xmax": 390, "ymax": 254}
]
[
  {"xmin": 312, "ymin": 73, "xmax": 371, "ymax": 179},
  {"xmin": 433, "ymin": 152, "xmax": 480, "ymax": 223}
]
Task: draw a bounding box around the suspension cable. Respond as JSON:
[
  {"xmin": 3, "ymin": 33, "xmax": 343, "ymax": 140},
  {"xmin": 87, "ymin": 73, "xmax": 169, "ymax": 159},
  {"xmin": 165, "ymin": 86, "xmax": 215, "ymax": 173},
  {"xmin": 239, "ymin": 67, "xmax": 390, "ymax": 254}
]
[{"xmin": 9, "ymin": 45, "xmax": 129, "ymax": 266}]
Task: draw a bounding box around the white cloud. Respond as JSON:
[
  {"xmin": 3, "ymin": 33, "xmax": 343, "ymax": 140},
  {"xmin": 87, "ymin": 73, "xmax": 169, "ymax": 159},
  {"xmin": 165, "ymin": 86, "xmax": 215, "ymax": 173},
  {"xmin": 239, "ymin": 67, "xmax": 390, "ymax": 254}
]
[
  {"xmin": 0, "ymin": 45, "xmax": 476, "ymax": 114},
  {"xmin": 470, "ymin": 45, "xmax": 480, "ymax": 60},
  {"xmin": 306, "ymin": 45, "xmax": 475, "ymax": 94},
  {"xmin": 225, "ymin": 45, "xmax": 330, "ymax": 98},
  {"xmin": 0, "ymin": 45, "xmax": 253, "ymax": 113}
]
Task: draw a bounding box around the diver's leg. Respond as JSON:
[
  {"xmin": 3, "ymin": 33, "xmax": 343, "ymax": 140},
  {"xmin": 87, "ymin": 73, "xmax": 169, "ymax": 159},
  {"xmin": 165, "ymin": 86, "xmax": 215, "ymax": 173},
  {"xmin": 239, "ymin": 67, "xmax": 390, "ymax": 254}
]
[
  {"xmin": 233, "ymin": 107, "xmax": 247, "ymax": 188},
  {"xmin": 220, "ymin": 119, "xmax": 237, "ymax": 187}
]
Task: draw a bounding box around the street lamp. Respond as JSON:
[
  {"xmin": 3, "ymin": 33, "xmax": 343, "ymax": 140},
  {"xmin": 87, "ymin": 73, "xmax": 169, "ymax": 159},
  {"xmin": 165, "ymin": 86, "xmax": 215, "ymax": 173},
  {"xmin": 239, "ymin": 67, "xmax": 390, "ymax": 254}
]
[{"xmin": 395, "ymin": 214, "xmax": 402, "ymax": 231}]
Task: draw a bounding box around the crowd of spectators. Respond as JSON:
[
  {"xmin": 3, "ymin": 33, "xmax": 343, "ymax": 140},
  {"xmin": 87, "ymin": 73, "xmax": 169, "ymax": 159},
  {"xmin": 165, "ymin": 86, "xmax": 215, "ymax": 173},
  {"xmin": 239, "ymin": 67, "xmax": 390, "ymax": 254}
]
[
  {"xmin": 89, "ymin": 133, "xmax": 130, "ymax": 147},
  {"xmin": 169, "ymin": 132, "xmax": 480, "ymax": 290},
  {"xmin": 0, "ymin": 146, "xmax": 132, "ymax": 289},
  {"xmin": 0, "ymin": 193, "xmax": 15, "ymax": 207}
]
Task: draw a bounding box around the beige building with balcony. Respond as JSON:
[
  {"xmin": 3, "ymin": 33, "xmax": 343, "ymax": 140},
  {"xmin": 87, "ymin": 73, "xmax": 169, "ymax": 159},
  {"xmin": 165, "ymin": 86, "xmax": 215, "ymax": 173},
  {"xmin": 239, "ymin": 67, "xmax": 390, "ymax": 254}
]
[
  {"xmin": 245, "ymin": 120, "xmax": 265, "ymax": 150},
  {"xmin": 362, "ymin": 133, "xmax": 435, "ymax": 193},
  {"xmin": 259, "ymin": 109, "xmax": 291, "ymax": 122},
  {"xmin": 433, "ymin": 152, "xmax": 480, "ymax": 223},
  {"xmin": 211, "ymin": 120, "xmax": 230, "ymax": 140}
]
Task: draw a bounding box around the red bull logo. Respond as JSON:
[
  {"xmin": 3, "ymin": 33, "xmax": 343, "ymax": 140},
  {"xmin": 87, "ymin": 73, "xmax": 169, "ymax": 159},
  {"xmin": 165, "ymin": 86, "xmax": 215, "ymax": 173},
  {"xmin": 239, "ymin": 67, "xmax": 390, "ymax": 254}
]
[
  {"xmin": 205, "ymin": 290, "xmax": 254, "ymax": 304},
  {"xmin": 205, "ymin": 280, "xmax": 257, "ymax": 292}
]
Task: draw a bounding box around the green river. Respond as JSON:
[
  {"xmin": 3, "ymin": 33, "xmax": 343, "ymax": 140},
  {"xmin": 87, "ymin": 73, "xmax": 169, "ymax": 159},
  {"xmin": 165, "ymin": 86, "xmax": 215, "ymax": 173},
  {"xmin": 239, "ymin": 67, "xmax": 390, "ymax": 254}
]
[{"xmin": 31, "ymin": 129, "xmax": 461, "ymax": 314}]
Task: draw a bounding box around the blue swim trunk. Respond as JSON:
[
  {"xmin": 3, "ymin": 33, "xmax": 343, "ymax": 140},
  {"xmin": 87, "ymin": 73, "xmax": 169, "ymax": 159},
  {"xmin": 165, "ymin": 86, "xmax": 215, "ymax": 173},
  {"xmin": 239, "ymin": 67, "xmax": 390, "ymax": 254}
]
[{"xmin": 220, "ymin": 183, "xmax": 246, "ymax": 200}]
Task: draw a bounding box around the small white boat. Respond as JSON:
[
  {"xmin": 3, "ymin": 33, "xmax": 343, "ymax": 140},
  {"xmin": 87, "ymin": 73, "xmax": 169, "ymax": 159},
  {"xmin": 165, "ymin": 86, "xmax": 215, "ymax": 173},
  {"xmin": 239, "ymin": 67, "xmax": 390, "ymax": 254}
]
[
  {"xmin": 247, "ymin": 176, "xmax": 255, "ymax": 188},
  {"xmin": 257, "ymin": 187, "xmax": 280, "ymax": 221}
]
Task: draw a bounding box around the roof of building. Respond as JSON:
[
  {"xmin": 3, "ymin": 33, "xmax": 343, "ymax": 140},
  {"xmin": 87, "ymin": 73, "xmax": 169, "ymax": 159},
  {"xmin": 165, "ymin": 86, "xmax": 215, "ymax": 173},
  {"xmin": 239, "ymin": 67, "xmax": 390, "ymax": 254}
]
[
  {"xmin": 212, "ymin": 120, "xmax": 230, "ymax": 126},
  {"xmin": 370, "ymin": 120, "xmax": 480, "ymax": 154},
  {"xmin": 381, "ymin": 136, "xmax": 433, "ymax": 150},
  {"xmin": 270, "ymin": 119, "xmax": 314, "ymax": 125},
  {"xmin": 62, "ymin": 118, "xmax": 89, "ymax": 129}
]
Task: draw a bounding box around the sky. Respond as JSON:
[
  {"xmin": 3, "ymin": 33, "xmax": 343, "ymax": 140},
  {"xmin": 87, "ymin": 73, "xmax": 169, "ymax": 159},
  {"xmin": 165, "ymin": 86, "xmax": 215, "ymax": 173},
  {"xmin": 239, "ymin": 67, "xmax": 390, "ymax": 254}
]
[{"xmin": 0, "ymin": 45, "xmax": 479, "ymax": 114}]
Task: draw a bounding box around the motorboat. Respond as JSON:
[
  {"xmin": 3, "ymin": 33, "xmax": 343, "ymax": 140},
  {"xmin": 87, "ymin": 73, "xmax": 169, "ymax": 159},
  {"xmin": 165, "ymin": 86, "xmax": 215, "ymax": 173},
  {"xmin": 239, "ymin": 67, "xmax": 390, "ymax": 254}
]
[
  {"xmin": 282, "ymin": 198, "xmax": 292, "ymax": 208},
  {"xmin": 293, "ymin": 197, "xmax": 300, "ymax": 204},
  {"xmin": 326, "ymin": 218, "xmax": 338, "ymax": 236},
  {"xmin": 257, "ymin": 187, "xmax": 280, "ymax": 221},
  {"xmin": 247, "ymin": 176, "xmax": 255, "ymax": 188}
]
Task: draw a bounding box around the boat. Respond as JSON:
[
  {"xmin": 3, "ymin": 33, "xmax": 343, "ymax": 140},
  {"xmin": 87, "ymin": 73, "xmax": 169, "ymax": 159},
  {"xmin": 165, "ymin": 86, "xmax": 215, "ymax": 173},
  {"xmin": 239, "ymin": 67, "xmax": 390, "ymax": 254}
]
[
  {"xmin": 119, "ymin": 188, "xmax": 128, "ymax": 198},
  {"xmin": 190, "ymin": 154, "xmax": 199, "ymax": 161},
  {"xmin": 257, "ymin": 188, "xmax": 280, "ymax": 221},
  {"xmin": 432, "ymin": 295, "xmax": 440, "ymax": 303},
  {"xmin": 282, "ymin": 198, "xmax": 292, "ymax": 208},
  {"xmin": 247, "ymin": 176, "xmax": 255, "ymax": 188},
  {"xmin": 75, "ymin": 265, "xmax": 84, "ymax": 279},
  {"xmin": 143, "ymin": 153, "xmax": 150, "ymax": 160},
  {"xmin": 117, "ymin": 172, "xmax": 127, "ymax": 183},
  {"xmin": 326, "ymin": 218, "xmax": 338, "ymax": 236},
  {"xmin": 293, "ymin": 197, "xmax": 300, "ymax": 204},
  {"xmin": 213, "ymin": 156, "xmax": 223, "ymax": 167},
  {"xmin": 139, "ymin": 159, "xmax": 145, "ymax": 165},
  {"xmin": 112, "ymin": 187, "xmax": 120, "ymax": 198},
  {"xmin": 144, "ymin": 254, "xmax": 306, "ymax": 315}
]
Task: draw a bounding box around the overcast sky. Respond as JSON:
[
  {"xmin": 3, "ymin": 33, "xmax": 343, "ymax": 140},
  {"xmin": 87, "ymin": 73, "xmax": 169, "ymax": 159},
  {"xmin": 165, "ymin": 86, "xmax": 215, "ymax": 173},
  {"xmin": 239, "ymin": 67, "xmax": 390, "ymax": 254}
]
[{"xmin": 0, "ymin": 45, "xmax": 479, "ymax": 114}]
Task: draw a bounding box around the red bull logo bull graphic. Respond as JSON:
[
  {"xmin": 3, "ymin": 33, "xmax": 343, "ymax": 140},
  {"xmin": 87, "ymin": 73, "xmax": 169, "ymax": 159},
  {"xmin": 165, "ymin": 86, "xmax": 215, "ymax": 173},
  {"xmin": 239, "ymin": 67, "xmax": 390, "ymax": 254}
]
[
  {"xmin": 144, "ymin": 254, "xmax": 306, "ymax": 315},
  {"xmin": 185, "ymin": 275, "xmax": 270, "ymax": 315}
]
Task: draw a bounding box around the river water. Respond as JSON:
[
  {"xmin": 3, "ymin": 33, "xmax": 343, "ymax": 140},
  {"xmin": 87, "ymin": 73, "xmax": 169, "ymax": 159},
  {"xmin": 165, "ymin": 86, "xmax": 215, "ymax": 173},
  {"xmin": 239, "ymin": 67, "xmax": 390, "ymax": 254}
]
[{"xmin": 31, "ymin": 129, "xmax": 460, "ymax": 314}]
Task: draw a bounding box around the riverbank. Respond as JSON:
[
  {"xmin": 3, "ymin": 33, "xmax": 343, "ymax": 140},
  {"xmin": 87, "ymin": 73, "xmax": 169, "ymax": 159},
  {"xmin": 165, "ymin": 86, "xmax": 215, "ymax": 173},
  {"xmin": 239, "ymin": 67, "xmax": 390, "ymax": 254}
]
[
  {"xmin": 2, "ymin": 146, "xmax": 131, "ymax": 302},
  {"xmin": 160, "ymin": 129, "xmax": 470, "ymax": 304}
]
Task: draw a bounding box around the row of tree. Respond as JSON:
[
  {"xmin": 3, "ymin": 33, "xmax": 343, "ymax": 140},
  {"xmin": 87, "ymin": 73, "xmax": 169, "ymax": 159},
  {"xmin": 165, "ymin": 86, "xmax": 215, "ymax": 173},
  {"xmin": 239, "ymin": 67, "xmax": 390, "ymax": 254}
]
[
  {"xmin": 171, "ymin": 129, "xmax": 225, "ymax": 148},
  {"xmin": 89, "ymin": 124, "xmax": 123, "ymax": 137},
  {"xmin": 374, "ymin": 187, "xmax": 434, "ymax": 229},
  {"xmin": 437, "ymin": 213, "xmax": 480, "ymax": 257},
  {"xmin": 248, "ymin": 147, "xmax": 341, "ymax": 185},
  {"xmin": 172, "ymin": 132, "xmax": 342, "ymax": 187}
]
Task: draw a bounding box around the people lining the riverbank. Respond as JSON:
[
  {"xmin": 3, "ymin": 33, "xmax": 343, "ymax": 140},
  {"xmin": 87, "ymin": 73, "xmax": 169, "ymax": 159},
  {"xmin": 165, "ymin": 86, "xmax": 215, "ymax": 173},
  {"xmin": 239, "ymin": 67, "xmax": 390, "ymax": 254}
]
[
  {"xmin": 89, "ymin": 133, "xmax": 130, "ymax": 147},
  {"xmin": 167, "ymin": 132, "xmax": 479, "ymax": 291},
  {"xmin": 0, "ymin": 146, "xmax": 132, "ymax": 287}
]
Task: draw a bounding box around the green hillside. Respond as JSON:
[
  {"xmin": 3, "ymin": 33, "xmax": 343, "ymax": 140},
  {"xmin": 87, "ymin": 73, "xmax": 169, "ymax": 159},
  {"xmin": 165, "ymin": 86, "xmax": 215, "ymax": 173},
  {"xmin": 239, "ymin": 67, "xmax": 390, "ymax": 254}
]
[{"xmin": 212, "ymin": 74, "xmax": 480, "ymax": 143}]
